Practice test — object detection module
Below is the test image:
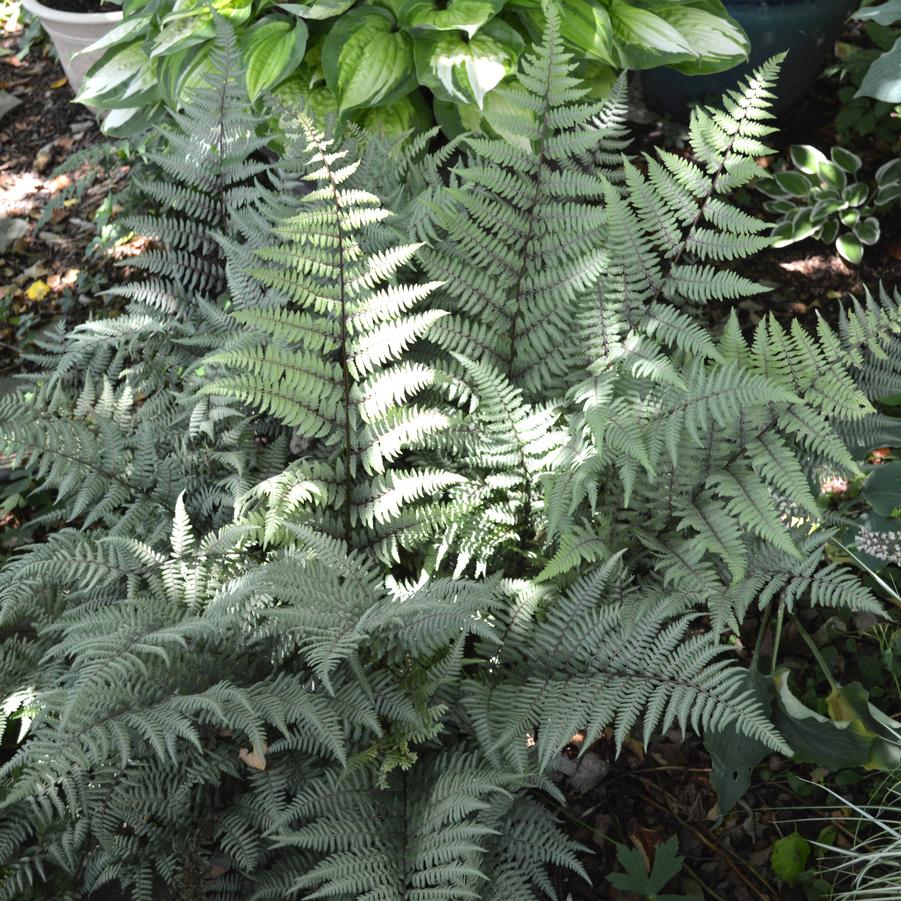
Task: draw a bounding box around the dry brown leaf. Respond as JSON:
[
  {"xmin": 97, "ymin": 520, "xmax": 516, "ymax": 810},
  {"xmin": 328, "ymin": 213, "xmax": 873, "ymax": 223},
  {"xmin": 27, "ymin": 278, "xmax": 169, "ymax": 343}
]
[
  {"xmin": 239, "ymin": 744, "xmax": 268, "ymax": 771},
  {"xmin": 50, "ymin": 76, "xmax": 68, "ymax": 89}
]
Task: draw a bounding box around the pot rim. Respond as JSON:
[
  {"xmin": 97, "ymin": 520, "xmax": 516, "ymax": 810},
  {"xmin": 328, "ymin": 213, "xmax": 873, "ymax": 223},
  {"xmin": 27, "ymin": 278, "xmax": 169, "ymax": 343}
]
[{"xmin": 20, "ymin": 0, "xmax": 122, "ymax": 24}]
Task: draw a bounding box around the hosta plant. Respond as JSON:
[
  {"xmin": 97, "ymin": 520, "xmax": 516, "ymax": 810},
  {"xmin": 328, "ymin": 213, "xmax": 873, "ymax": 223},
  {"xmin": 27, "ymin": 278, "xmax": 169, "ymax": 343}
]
[
  {"xmin": 759, "ymin": 145, "xmax": 901, "ymax": 264},
  {"xmin": 76, "ymin": 0, "xmax": 749, "ymax": 136},
  {"xmin": 852, "ymin": 0, "xmax": 901, "ymax": 104}
]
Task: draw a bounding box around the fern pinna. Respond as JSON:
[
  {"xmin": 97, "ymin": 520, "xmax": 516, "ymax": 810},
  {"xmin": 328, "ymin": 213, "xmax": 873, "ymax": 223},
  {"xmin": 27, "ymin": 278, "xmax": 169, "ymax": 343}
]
[{"xmin": 0, "ymin": 11, "xmax": 896, "ymax": 901}]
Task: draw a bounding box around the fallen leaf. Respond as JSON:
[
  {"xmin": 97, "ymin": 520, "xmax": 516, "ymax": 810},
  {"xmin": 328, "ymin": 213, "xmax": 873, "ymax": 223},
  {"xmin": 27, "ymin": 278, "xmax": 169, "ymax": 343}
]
[
  {"xmin": 32, "ymin": 142, "xmax": 55, "ymax": 174},
  {"xmin": 238, "ymin": 744, "xmax": 268, "ymax": 771},
  {"xmin": 47, "ymin": 174, "xmax": 72, "ymax": 193},
  {"xmin": 50, "ymin": 76, "xmax": 68, "ymax": 89},
  {"xmin": 25, "ymin": 280, "xmax": 50, "ymax": 301},
  {"xmin": 22, "ymin": 261, "xmax": 49, "ymax": 280}
]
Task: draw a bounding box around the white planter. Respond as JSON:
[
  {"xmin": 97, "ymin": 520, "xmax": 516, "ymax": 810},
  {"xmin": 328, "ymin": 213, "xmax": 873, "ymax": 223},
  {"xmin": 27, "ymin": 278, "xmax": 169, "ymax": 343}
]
[{"xmin": 20, "ymin": 0, "xmax": 122, "ymax": 94}]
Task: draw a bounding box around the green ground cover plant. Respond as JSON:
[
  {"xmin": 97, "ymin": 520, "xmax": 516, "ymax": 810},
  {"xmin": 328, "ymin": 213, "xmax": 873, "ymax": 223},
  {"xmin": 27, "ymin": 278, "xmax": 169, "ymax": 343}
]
[{"xmin": 77, "ymin": 0, "xmax": 749, "ymax": 136}]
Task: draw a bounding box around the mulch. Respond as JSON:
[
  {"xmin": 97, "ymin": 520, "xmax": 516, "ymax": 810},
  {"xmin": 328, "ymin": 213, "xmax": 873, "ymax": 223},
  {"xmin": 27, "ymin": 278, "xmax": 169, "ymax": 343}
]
[{"xmin": 0, "ymin": 26, "xmax": 131, "ymax": 371}]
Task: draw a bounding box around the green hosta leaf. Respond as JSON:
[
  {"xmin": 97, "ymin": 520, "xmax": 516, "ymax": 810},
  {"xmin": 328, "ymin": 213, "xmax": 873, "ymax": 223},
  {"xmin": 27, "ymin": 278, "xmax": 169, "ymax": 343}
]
[
  {"xmin": 575, "ymin": 58, "xmax": 618, "ymax": 99},
  {"xmin": 322, "ymin": 5, "xmax": 416, "ymax": 113},
  {"xmin": 414, "ymin": 19, "xmax": 522, "ymax": 107},
  {"xmin": 844, "ymin": 182, "xmax": 870, "ymax": 207},
  {"xmin": 773, "ymin": 170, "xmax": 812, "ymax": 197},
  {"xmin": 400, "ymin": 0, "xmax": 505, "ymax": 37},
  {"xmin": 101, "ymin": 103, "xmax": 160, "ymax": 137},
  {"xmin": 609, "ymin": 0, "xmax": 696, "ymax": 69},
  {"xmin": 830, "ymin": 146, "xmax": 862, "ymax": 174},
  {"xmin": 857, "ymin": 35, "xmax": 901, "ymax": 102},
  {"xmin": 120, "ymin": 57, "xmax": 159, "ymax": 104},
  {"xmin": 876, "ymin": 157, "xmax": 901, "ymax": 188},
  {"xmin": 353, "ymin": 89, "xmax": 432, "ymax": 135},
  {"xmin": 855, "ymin": 218, "xmax": 882, "ymax": 247},
  {"xmin": 705, "ymin": 668, "xmax": 774, "ymax": 814},
  {"xmin": 152, "ymin": 12, "xmax": 216, "ymax": 57},
  {"xmin": 279, "ymin": 0, "xmax": 355, "ymax": 19},
  {"xmin": 78, "ymin": 42, "xmax": 150, "ymax": 104},
  {"xmin": 819, "ymin": 219, "xmax": 839, "ymax": 244},
  {"xmin": 815, "ymin": 159, "xmax": 846, "ymax": 190},
  {"xmin": 513, "ymin": 0, "xmax": 616, "ymax": 64},
  {"xmin": 80, "ymin": 15, "xmax": 151, "ymax": 56},
  {"xmin": 242, "ymin": 16, "xmax": 308, "ymax": 101},
  {"xmin": 157, "ymin": 44, "xmax": 213, "ymax": 108},
  {"xmin": 840, "ymin": 208, "xmax": 860, "ymax": 227},
  {"xmin": 863, "ymin": 460, "xmax": 901, "ymax": 515},
  {"xmin": 836, "ymin": 231, "xmax": 864, "ymax": 264},
  {"xmin": 772, "ymin": 209, "xmax": 815, "ymax": 247},
  {"xmin": 437, "ymin": 78, "xmax": 535, "ymax": 148},
  {"xmin": 789, "ymin": 144, "xmax": 827, "ymax": 175},
  {"xmin": 655, "ymin": 5, "xmax": 749, "ymax": 76},
  {"xmin": 276, "ymin": 75, "xmax": 337, "ymax": 127},
  {"xmin": 757, "ymin": 176, "xmax": 787, "ymax": 200},
  {"xmin": 774, "ymin": 672, "xmax": 901, "ymax": 772},
  {"xmin": 853, "ymin": 0, "xmax": 901, "ymax": 26},
  {"xmin": 771, "ymin": 832, "xmax": 810, "ymax": 886}
]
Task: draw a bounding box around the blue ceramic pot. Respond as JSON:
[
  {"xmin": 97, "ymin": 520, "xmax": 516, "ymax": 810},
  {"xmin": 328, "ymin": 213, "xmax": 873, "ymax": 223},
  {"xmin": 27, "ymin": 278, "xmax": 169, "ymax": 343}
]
[{"xmin": 641, "ymin": 0, "xmax": 859, "ymax": 114}]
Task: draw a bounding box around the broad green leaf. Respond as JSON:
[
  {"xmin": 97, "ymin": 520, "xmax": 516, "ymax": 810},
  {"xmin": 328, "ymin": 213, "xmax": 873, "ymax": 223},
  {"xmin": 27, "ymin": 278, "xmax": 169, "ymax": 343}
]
[
  {"xmin": 789, "ymin": 144, "xmax": 827, "ymax": 175},
  {"xmin": 575, "ymin": 58, "xmax": 617, "ymax": 99},
  {"xmin": 843, "ymin": 182, "xmax": 869, "ymax": 207},
  {"xmin": 819, "ymin": 219, "xmax": 839, "ymax": 244},
  {"xmin": 836, "ymin": 232, "xmax": 864, "ymax": 264},
  {"xmin": 774, "ymin": 672, "xmax": 901, "ymax": 772},
  {"xmin": 705, "ymin": 668, "xmax": 773, "ymax": 814},
  {"xmin": 853, "ymin": 0, "xmax": 901, "ymax": 25},
  {"xmin": 815, "ymin": 159, "xmax": 846, "ymax": 190},
  {"xmin": 857, "ymin": 36, "xmax": 901, "ymax": 102},
  {"xmin": 513, "ymin": 0, "xmax": 616, "ymax": 65},
  {"xmin": 400, "ymin": 0, "xmax": 505, "ymax": 37},
  {"xmin": 101, "ymin": 102, "xmax": 161, "ymax": 137},
  {"xmin": 152, "ymin": 12, "xmax": 216, "ymax": 57},
  {"xmin": 413, "ymin": 19, "xmax": 522, "ymax": 107},
  {"xmin": 77, "ymin": 43, "xmax": 150, "ymax": 104},
  {"xmin": 831, "ymin": 146, "xmax": 862, "ymax": 174},
  {"xmin": 863, "ymin": 460, "xmax": 901, "ymax": 515},
  {"xmin": 322, "ymin": 6, "xmax": 416, "ymax": 113},
  {"xmin": 353, "ymin": 90, "xmax": 432, "ymax": 135},
  {"xmin": 609, "ymin": 0, "xmax": 696, "ymax": 69},
  {"xmin": 876, "ymin": 157, "xmax": 901, "ymax": 187},
  {"xmin": 79, "ymin": 15, "xmax": 151, "ymax": 57},
  {"xmin": 157, "ymin": 44, "xmax": 213, "ymax": 108},
  {"xmin": 609, "ymin": 836, "xmax": 698, "ymax": 899},
  {"xmin": 788, "ymin": 209, "xmax": 817, "ymax": 242},
  {"xmin": 120, "ymin": 58, "xmax": 159, "ymax": 104},
  {"xmin": 655, "ymin": 6, "xmax": 749, "ymax": 76},
  {"xmin": 771, "ymin": 832, "xmax": 810, "ymax": 885},
  {"xmin": 278, "ymin": 0, "xmax": 355, "ymax": 19},
  {"xmin": 756, "ymin": 176, "xmax": 787, "ymax": 199},
  {"xmin": 773, "ymin": 170, "xmax": 812, "ymax": 197},
  {"xmin": 275, "ymin": 75, "xmax": 337, "ymax": 128},
  {"xmin": 242, "ymin": 16, "xmax": 308, "ymax": 100}
]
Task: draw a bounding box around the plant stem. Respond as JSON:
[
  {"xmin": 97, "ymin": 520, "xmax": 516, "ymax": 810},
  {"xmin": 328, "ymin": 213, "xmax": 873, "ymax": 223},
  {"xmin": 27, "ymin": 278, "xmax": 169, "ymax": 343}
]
[
  {"xmin": 789, "ymin": 609, "xmax": 839, "ymax": 691},
  {"xmin": 770, "ymin": 597, "xmax": 786, "ymax": 676}
]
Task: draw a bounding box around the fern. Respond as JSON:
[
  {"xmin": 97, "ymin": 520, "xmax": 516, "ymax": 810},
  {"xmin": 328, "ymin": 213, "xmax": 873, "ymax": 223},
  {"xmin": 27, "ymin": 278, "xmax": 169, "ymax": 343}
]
[
  {"xmin": 1, "ymin": 19, "xmax": 895, "ymax": 901},
  {"xmin": 417, "ymin": 5, "xmax": 609, "ymax": 399}
]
